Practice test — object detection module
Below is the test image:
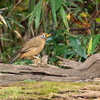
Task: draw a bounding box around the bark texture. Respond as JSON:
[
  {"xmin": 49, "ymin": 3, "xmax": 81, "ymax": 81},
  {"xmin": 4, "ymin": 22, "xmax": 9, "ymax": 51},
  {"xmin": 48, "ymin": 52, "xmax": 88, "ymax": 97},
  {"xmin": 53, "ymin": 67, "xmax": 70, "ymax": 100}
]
[{"xmin": 0, "ymin": 53, "xmax": 100, "ymax": 84}]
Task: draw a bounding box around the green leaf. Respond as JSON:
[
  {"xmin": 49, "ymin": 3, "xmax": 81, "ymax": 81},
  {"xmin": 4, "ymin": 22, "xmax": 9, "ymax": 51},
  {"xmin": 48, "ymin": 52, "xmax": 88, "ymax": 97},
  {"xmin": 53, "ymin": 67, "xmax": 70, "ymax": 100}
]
[
  {"xmin": 97, "ymin": 0, "xmax": 100, "ymax": 3},
  {"xmin": 35, "ymin": 2, "xmax": 42, "ymax": 29},
  {"xmin": 8, "ymin": 18, "xmax": 24, "ymax": 28},
  {"xmin": 5, "ymin": 18, "xmax": 11, "ymax": 29},
  {"xmin": 91, "ymin": 34, "xmax": 100, "ymax": 54},
  {"xmin": 50, "ymin": 0, "xmax": 57, "ymax": 26},
  {"xmin": 87, "ymin": 37, "xmax": 93, "ymax": 54},
  {"xmin": 0, "ymin": 38, "xmax": 12, "ymax": 41},
  {"xmin": 22, "ymin": 79, "xmax": 35, "ymax": 82},
  {"xmin": 66, "ymin": 2, "xmax": 79, "ymax": 8},
  {"xmin": 55, "ymin": 0, "xmax": 62, "ymax": 11},
  {"xmin": 67, "ymin": 0, "xmax": 83, "ymax": 3},
  {"xmin": 29, "ymin": 0, "xmax": 42, "ymax": 26},
  {"xmin": 95, "ymin": 18, "xmax": 100, "ymax": 22},
  {"xmin": 52, "ymin": 44, "xmax": 68, "ymax": 57},
  {"xmin": 60, "ymin": 6, "xmax": 69, "ymax": 32},
  {"xmin": 69, "ymin": 36, "xmax": 87, "ymax": 59},
  {"xmin": 77, "ymin": 16, "xmax": 85, "ymax": 24},
  {"xmin": 55, "ymin": 29, "xmax": 63, "ymax": 38}
]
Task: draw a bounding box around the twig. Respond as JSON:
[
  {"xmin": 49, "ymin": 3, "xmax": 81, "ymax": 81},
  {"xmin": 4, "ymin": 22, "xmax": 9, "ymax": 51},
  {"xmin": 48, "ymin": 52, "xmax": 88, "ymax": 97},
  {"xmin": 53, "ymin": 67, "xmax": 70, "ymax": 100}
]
[{"xmin": 69, "ymin": 25, "xmax": 100, "ymax": 31}]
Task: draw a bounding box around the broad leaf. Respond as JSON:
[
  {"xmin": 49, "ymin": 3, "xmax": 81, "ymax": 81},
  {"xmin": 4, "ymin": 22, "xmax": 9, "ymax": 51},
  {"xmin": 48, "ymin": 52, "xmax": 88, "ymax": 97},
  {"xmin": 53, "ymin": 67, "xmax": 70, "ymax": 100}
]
[
  {"xmin": 55, "ymin": 0, "xmax": 62, "ymax": 11},
  {"xmin": 91, "ymin": 34, "xmax": 100, "ymax": 54},
  {"xmin": 69, "ymin": 36, "xmax": 87, "ymax": 59}
]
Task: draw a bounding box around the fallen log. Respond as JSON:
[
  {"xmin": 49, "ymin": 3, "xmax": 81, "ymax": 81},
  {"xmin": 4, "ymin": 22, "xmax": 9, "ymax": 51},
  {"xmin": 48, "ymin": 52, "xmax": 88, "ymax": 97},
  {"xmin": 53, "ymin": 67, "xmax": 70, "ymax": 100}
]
[{"xmin": 0, "ymin": 53, "xmax": 100, "ymax": 84}]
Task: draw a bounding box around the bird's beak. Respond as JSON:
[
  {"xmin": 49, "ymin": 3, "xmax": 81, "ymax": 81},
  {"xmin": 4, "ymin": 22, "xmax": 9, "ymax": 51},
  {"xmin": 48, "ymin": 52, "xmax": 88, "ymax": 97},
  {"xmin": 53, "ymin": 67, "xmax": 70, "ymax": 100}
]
[{"xmin": 46, "ymin": 34, "xmax": 51, "ymax": 37}]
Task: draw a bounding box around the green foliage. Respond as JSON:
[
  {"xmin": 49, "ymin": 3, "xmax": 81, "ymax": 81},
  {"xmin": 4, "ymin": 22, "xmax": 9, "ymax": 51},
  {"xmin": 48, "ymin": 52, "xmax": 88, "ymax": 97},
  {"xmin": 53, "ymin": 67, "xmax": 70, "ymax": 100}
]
[
  {"xmin": 60, "ymin": 6, "xmax": 69, "ymax": 31},
  {"xmin": 0, "ymin": 0, "xmax": 100, "ymax": 65},
  {"xmin": 13, "ymin": 59, "xmax": 33, "ymax": 65},
  {"xmin": 95, "ymin": 18, "xmax": 100, "ymax": 22},
  {"xmin": 50, "ymin": 0, "xmax": 57, "ymax": 26},
  {"xmin": 91, "ymin": 34, "xmax": 100, "ymax": 54},
  {"xmin": 68, "ymin": 36, "xmax": 87, "ymax": 59},
  {"xmin": 28, "ymin": 0, "xmax": 42, "ymax": 29}
]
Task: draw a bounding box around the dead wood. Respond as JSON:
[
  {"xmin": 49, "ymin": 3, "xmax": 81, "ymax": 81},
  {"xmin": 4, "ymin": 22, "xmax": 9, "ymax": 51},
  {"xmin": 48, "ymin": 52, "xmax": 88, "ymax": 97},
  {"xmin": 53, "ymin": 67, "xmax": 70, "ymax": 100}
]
[
  {"xmin": 57, "ymin": 56, "xmax": 82, "ymax": 68},
  {"xmin": 57, "ymin": 53, "xmax": 100, "ymax": 71},
  {"xmin": 0, "ymin": 53, "xmax": 100, "ymax": 84}
]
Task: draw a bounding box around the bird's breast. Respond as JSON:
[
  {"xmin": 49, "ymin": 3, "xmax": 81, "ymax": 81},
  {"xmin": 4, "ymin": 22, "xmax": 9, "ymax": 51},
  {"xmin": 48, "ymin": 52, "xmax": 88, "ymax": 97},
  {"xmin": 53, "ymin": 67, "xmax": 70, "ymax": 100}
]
[{"xmin": 20, "ymin": 38, "xmax": 46, "ymax": 59}]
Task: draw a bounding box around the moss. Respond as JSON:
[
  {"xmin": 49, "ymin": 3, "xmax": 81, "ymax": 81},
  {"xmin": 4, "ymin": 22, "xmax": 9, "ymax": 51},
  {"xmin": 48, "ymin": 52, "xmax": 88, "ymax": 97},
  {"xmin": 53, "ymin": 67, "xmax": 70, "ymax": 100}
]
[{"xmin": 0, "ymin": 81, "xmax": 99, "ymax": 100}]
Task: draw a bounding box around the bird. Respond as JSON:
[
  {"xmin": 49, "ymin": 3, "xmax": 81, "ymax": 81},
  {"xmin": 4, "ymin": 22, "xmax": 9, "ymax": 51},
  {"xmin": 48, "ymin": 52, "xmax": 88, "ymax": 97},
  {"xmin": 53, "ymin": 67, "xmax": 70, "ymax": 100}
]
[{"xmin": 9, "ymin": 33, "xmax": 51, "ymax": 64}]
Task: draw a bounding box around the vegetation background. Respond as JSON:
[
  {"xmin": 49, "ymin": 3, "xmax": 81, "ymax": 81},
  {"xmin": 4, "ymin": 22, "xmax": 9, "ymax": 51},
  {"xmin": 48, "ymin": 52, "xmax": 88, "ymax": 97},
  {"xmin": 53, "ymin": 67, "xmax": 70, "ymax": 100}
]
[{"xmin": 0, "ymin": 0, "xmax": 100, "ymax": 65}]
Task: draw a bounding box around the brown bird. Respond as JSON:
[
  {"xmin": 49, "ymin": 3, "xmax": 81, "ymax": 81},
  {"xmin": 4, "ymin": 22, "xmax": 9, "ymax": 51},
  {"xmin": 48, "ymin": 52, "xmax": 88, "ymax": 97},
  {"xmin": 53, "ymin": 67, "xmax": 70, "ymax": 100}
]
[{"xmin": 9, "ymin": 33, "xmax": 51, "ymax": 64}]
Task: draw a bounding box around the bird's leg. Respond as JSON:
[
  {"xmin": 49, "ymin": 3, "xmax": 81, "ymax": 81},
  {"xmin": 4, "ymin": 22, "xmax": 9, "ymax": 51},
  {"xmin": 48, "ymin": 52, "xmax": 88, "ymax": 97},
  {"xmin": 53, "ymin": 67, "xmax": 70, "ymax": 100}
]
[
  {"xmin": 33, "ymin": 56, "xmax": 40, "ymax": 59},
  {"xmin": 33, "ymin": 56, "xmax": 41, "ymax": 64},
  {"xmin": 29, "ymin": 55, "xmax": 41, "ymax": 67},
  {"xmin": 30, "ymin": 55, "xmax": 49, "ymax": 67}
]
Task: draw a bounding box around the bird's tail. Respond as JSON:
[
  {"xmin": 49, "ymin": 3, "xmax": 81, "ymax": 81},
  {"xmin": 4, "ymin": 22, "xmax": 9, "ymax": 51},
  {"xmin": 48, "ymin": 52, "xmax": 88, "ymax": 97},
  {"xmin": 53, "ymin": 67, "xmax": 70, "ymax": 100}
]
[{"xmin": 9, "ymin": 54, "xmax": 20, "ymax": 64}]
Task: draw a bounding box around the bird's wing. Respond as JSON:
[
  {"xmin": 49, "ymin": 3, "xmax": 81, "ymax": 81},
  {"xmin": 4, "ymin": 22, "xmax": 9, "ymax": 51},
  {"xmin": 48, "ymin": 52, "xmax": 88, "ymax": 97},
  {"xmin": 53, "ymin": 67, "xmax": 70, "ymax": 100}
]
[{"xmin": 21, "ymin": 37, "xmax": 45, "ymax": 53}]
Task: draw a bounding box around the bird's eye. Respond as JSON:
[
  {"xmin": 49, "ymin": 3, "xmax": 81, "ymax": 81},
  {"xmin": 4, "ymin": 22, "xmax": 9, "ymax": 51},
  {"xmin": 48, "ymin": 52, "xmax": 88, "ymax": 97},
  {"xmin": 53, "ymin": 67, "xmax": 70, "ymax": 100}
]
[
  {"xmin": 38, "ymin": 34, "xmax": 46, "ymax": 38},
  {"xmin": 42, "ymin": 34, "xmax": 45, "ymax": 37},
  {"xmin": 39, "ymin": 34, "xmax": 45, "ymax": 38}
]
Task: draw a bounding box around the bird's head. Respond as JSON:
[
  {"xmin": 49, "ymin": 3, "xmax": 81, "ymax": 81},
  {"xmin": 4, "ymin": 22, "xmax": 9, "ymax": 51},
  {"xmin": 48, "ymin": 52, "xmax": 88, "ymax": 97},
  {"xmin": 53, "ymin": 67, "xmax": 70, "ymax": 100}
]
[{"xmin": 38, "ymin": 33, "xmax": 51, "ymax": 39}]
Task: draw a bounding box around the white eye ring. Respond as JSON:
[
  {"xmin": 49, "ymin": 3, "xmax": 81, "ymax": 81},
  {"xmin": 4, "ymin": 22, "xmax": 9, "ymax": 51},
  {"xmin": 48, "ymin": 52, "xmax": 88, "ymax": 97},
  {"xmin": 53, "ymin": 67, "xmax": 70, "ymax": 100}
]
[
  {"xmin": 39, "ymin": 34, "xmax": 46, "ymax": 38},
  {"xmin": 42, "ymin": 34, "xmax": 45, "ymax": 37}
]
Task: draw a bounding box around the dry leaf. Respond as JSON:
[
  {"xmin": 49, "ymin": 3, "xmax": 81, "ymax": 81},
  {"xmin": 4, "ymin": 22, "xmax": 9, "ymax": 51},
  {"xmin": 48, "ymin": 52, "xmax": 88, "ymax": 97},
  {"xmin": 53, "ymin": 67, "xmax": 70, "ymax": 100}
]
[{"xmin": 0, "ymin": 14, "xmax": 7, "ymax": 27}]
